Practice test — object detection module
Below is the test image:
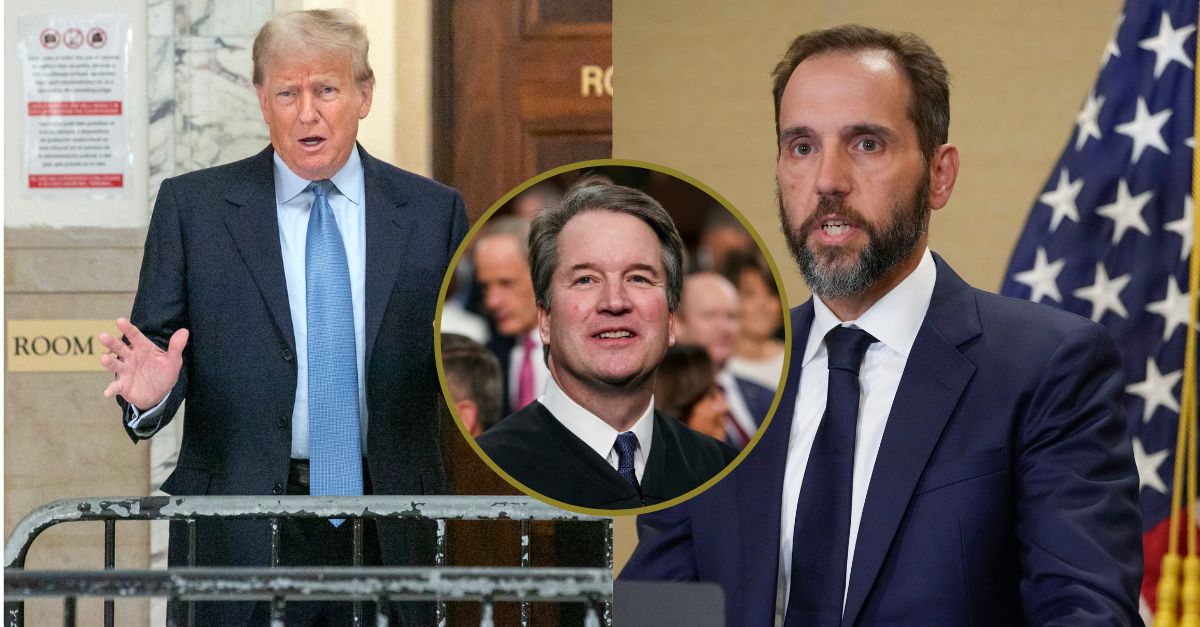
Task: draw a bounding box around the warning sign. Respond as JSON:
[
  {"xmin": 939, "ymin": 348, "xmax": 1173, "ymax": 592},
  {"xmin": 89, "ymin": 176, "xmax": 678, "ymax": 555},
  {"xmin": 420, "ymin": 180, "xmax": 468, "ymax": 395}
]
[{"xmin": 19, "ymin": 14, "xmax": 130, "ymax": 196}]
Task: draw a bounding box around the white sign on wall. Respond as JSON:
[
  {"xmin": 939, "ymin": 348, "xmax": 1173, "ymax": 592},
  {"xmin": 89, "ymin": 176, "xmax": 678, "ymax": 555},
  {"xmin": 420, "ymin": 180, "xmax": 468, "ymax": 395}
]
[{"xmin": 18, "ymin": 14, "xmax": 131, "ymax": 196}]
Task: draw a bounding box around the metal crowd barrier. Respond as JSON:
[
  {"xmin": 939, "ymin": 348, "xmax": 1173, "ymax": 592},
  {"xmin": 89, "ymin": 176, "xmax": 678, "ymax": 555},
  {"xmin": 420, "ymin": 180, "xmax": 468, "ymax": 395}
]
[{"xmin": 4, "ymin": 495, "xmax": 613, "ymax": 627}]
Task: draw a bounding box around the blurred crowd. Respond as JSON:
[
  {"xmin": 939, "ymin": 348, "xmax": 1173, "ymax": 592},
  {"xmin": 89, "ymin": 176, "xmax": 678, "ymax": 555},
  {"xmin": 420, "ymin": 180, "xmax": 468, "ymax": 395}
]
[{"xmin": 441, "ymin": 168, "xmax": 785, "ymax": 450}]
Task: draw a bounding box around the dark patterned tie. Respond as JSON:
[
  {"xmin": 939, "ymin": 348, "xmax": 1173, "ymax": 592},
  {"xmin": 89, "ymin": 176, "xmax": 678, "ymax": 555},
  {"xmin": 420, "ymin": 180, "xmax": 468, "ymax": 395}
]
[
  {"xmin": 785, "ymin": 326, "xmax": 877, "ymax": 626},
  {"xmin": 614, "ymin": 431, "xmax": 640, "ymax": 491}
]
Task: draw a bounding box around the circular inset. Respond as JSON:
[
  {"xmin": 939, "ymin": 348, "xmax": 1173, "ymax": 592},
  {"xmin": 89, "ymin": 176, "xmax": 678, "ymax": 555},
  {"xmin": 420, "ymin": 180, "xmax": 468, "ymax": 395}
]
[{"xmin": 436, "ymin": 159, "xmax": 792, "ymax": 515}]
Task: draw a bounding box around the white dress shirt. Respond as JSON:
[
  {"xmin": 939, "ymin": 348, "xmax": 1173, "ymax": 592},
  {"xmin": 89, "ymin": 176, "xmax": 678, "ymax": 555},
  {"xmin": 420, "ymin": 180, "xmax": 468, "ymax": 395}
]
[
  {"xmin": 129, "ymin": 149, "xmax": 370, "ymax": 458},
  {"xmin": 539, "ymin": 376, "xmax": 655, "ymax": 482},
  {"xmin": 508, "ymin": 330, "xmax": 551, "ymax": 409},
  {"xmin": 774, "ymin": 248, "xmax": 936, "ymax": 625}
]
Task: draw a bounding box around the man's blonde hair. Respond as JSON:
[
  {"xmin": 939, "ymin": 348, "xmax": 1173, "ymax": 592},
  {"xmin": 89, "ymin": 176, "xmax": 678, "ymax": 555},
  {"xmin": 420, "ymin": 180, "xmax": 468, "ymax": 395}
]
[{"xmin": 252, "ymin": 9, "xmax": 374, "ymax": 86}]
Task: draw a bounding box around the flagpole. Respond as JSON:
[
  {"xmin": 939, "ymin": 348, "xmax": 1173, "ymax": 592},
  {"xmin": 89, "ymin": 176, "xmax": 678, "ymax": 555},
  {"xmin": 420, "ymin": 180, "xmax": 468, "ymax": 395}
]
[{"xmin": 1156, "ymin": 5, "xmax": 1200, "ymax": 624}]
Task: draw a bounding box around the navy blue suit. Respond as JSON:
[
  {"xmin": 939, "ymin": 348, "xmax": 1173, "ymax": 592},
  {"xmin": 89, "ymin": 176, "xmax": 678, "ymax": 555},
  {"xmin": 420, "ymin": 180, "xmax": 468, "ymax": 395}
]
[
  {"xmin": 734, "ymin": 375, "xmax": 774, "ymax": 426},
  {"xmin": 622, "ymin": 256, "xmax": 1143, "ymax": 626},
  {"xmin": 123, "ymin": 145, "xmax": 468, "ymax": 625}
]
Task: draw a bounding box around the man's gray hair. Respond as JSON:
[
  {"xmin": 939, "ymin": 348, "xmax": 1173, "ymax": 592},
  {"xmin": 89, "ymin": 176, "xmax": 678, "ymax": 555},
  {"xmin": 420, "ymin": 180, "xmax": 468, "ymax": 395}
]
[
  {"xmin": 529, "ymin": 180, "xmax": 685, "ymax": 312},
  {"xmin": 252, "ymin": 9, "xmax": 374, "ymax": 86}
]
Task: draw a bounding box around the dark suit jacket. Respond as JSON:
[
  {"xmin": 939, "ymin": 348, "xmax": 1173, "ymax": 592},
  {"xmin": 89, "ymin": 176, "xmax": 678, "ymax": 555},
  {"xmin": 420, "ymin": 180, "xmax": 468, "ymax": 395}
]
[
  {"xmin": 123, "ymin": 145, "xmax": 467, "ymax": 625},
  {"xmin": 478, "ymin": 401, "xmax": 737, "ymax": 509},
  {"xmin": 486, "ymin": 332, "xmax": 516, "ymax": 415},
  {"xmin": 622, "ymin": 256, "xmax": 1143, "ymax": 626},
  {"xmin": 728, "ymin": 375, "xmax": 773, "ymax": 448},
  {"xmin": 733, "ymin": 375, "xmax": 774, "ymax": 426}
]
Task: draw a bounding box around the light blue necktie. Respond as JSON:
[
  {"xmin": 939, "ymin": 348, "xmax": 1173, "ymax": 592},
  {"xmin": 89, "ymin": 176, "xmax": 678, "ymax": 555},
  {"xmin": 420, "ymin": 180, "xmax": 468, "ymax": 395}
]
[{"xmin": 305, "ymin": 180, "xmax": 363, "ymax": 524}]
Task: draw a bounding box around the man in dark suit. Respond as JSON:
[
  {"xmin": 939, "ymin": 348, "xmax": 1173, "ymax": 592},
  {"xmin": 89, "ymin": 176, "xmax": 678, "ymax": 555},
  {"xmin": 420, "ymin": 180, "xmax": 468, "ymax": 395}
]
[
  {"xmin": 98, "ymin": 9, "xmax": 467, "ymax": 626},
  {"xmin": 675, "ymin": 271, "xmax": 776, "ymax": 448},
  {"xmin": 621, "ymin": 24, "xmax": 1142, "ymax": 625},
  {"xmin": 474, "ymin": 216, "xmax": 550, "ymax": 415},
  {"xmin": 478, "ymin": 182, "xmax": 736, "ymax": 510}
]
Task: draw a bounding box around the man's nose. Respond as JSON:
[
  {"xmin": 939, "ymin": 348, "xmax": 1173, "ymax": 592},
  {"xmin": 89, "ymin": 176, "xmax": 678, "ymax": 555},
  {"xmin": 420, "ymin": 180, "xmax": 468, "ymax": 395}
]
[
  {"xmin": 298, "ymin": 92, "xmax": 319, "ymax": 123},
  {"xmin": 814, "ymin": 148, "xmax": 852, "ymax": 197},
  {"xmin": 598, "ymin": 279, "xmax": 632, "ymax": 314},
  {"xmin": 483, "ymin": 289, "xmax": 502, "ymax": 314}
]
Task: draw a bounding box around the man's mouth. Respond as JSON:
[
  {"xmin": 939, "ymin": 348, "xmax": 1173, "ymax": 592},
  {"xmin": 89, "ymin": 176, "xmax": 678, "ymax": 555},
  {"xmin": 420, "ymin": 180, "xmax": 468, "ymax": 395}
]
[
  {"xmin": 300, "ymin": 136, "xmax": 325, "ymax": 147},
  {"xmin": 821, "ymin": 219, "xmax": 853, "ymax": 235},
  {"xmin": 594, "ymin": 329, "xmax": 636, "ymax": 339}
]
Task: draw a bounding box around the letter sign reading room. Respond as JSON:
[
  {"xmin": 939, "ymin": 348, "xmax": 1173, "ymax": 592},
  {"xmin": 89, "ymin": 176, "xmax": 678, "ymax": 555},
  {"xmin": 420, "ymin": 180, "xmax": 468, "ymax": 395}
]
[{"xmin": 7, "ymin": 319, "xmax": 117, "ymax": 371}]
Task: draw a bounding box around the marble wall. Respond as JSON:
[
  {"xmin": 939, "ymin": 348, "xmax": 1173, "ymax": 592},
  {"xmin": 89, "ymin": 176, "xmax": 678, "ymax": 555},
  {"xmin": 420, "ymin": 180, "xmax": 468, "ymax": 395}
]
[{"xmin": 5, "ymin": 1, "xmax": 271, "ymax": 625}]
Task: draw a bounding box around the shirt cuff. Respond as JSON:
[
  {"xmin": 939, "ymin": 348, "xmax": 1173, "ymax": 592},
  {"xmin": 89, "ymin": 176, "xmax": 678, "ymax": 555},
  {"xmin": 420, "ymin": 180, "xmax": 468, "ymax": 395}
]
[{"xmin": 126, "ymin": 393, "xmax": 170, "ymax": 436}]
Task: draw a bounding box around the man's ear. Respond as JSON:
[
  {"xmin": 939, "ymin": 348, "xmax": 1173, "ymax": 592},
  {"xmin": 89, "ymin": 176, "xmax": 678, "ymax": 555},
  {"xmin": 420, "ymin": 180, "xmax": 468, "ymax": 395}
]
[
  {"xmin": 538, "ymin": 306, "xmax": 551, "ymax": 346},
  {"xmin": 455, "ymin": 399, "xmax": 480, "ymax": 437},
  {"xmin": 927, "ymin": 143, "xmax": 960, "ymax": 211},
  {"xmin": 357, "ymin": 80, "xmax": 374, "ymax": 119}
]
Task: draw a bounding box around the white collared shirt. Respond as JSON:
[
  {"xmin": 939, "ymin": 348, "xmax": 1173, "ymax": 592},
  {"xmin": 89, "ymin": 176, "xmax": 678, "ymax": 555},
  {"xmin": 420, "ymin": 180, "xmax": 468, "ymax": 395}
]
[
  {"xmin": 774, "ymin": 248, "xmax": 937, "ymax": 625},
  {"xmin": 539, "ymin": 377, "xmax": 655, "ymax": 481}
]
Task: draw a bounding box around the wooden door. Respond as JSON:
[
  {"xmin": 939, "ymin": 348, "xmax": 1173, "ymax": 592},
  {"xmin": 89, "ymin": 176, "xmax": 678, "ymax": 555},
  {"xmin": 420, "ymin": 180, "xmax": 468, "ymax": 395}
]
[{"xmin": 435, "ymin": 0, "xmax": 612, "ymax": 222}]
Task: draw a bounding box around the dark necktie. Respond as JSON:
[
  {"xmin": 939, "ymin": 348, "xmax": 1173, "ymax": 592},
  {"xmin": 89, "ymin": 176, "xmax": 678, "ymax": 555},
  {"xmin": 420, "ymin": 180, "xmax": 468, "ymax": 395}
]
[
  {"xmin": 614, "ymin": 431, "xmax": 640, "ymax": 491},
  {"xmin": 305, "ymin": 180, "xmax": 363, "ymax": 526},
  {"xmin": 785, "ymin": 326, "xmax": 877, "ymax": 626}
]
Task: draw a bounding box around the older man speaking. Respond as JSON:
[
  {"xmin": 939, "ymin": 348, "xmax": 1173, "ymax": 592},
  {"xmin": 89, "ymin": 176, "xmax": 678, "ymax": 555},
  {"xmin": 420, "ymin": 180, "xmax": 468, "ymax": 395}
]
[{"xmin": 99, "ymin": 9, "xmax": 467, "ymax": 625}]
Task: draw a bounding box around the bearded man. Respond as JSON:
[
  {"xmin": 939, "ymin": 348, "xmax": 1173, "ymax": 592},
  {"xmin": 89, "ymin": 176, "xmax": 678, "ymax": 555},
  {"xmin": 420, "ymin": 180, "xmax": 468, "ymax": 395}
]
[{"xmin": 620, "ymin": 24, "xmax": 1143, "ymax": 627}]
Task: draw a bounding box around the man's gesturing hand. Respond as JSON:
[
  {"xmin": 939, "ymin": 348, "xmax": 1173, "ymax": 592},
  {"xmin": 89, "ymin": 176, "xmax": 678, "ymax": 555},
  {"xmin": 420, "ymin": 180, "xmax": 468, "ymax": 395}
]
[{"xmin": 99, "ymin": 317, "xmax": 189, "ymax": 410}]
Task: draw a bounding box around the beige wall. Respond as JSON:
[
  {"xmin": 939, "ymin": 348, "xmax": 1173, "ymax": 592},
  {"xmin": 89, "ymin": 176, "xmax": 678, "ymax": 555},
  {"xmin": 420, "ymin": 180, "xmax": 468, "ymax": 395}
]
[
  {"xmin": 610, "ymin": 0, "xmax": 1124, "ymax": 573},
  {"xmin": 613, "ymin": 0, "xmax": 1122, "ymax": 300},
  {"xmin": 303, "ymin": 0, "xmax": 433, "ymax": 174}
]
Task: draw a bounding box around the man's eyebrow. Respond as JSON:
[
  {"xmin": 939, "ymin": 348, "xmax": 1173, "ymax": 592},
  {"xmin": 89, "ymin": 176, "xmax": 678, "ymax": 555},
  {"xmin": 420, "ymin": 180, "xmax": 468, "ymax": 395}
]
[
  {"xmin": 847, "ymin": 123, "xmax": 898, "ymax": 141},
  {"xmin": 778, "ymin": 123, "xmax": 900, "ymax": 144},
  {"xmin": 567, "ymin": 262, "xmax": 662, "ymax": 275},
  {"xmin": 626, "ymin": 263, "xmax": 662, "ymax": 276},
  {"xmin": 778, "ymin": 126, "xmax": 813, "ymax": 144}
]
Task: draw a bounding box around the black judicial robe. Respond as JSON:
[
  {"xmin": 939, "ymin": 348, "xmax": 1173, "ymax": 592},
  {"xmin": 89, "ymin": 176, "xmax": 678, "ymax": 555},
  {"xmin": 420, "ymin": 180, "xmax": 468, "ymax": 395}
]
[{"xmin": 478, "ymin": 401, "xmax": 737, "ymax": 509}]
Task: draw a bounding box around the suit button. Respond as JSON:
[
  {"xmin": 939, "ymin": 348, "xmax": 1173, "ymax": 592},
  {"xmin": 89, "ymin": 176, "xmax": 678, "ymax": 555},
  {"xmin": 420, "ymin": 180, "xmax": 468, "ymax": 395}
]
[
  {"xmin": 278, "ymin": 416, "xmax": 289, "ymax": 428},
  {"xmin": 282, "ymin": 348, "xmax": 294, "ymax": 362},
  {"xmin": 272, "ymin": 483, "xmax": 283, "ymax": 495}
]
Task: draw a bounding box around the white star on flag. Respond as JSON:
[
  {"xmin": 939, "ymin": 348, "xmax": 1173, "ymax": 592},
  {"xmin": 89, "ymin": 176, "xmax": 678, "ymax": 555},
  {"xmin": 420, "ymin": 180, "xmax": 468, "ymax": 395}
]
[
  {"xmin": 1114, "ymin": 97, "xmax": 1172, "ymax": 163},
  {"xmin": 1126, "ymin": 357, "xmax": 1182, "ymax": 423},
  {"xmin": 1138, "ymin": 11, "xmax": 1195, "ymax": 78},
  {"xmin": 1096, "ymin": 179, "xmax": 1153, "ymax": 244},
  {"xmin": 1165, "ymin": 196, "xmax": 1194, "ymax": 261},
  {"xmin": 1146, "ymin": 278, "xmax": 1191, "ymax": 342},
  {"xmin": 1132, "ymin": 437, "xmax": 1170, "ymax": 495},
  {"xmin": 1072, "ymin": 262, "xmax": 1132, "ymax": 322},
  {"xmin": 1012, "ymin": 247, "xmax": 1065, "ymax": 303},
  {"xmin": 1102, "ymin": 13, "xmax": 1124, "ymax": 68},
  {"xmin": 1075, "ymin": 90, "xmax": 1105, "ymax": 151},
  {"xmin": 1001, "ymin": 0, "xmax": 1200, "ymax": 604},
  {"xmin": 1039, "ymin": 168, "xmax": 1084, "ymax": 231}
]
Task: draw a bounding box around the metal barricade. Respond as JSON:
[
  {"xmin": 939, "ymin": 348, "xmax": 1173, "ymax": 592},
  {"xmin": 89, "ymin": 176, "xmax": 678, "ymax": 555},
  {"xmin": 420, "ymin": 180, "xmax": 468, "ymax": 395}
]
[{"xmin": 5, "ymin": 495, "xmax": 613, "ymax": 627}]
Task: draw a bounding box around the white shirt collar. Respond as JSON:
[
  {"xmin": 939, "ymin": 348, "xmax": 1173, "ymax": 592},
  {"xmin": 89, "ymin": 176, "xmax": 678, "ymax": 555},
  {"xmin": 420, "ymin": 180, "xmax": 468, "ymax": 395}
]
[
  {"xmin": 272, "ymin": 146, "xmax": 364, "ymax": 206},
  {"xmin": 803, "ymin": 247, "xmax": 936, "ymax": 366},
  {"xmin": 539, "ymin": 376, "xmax": 655, "ymax": 460}
]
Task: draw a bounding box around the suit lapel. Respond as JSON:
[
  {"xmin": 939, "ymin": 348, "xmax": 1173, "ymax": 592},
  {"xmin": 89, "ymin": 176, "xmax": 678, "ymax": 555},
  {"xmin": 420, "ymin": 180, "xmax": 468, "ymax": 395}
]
[
  {"xmin": 361, "ymin": 148, "xmax": 416, "ymax": 364},
  {"xmin": 841, "ymin": 256, "xmax": 981, "ymax": 627},
  {"xmin": 737, "ymin": 302, "xmax": 813, "ymax": 624},
  {"xmin": 224, "ymin": 147, "xmax": 295, "ymax": 350}
]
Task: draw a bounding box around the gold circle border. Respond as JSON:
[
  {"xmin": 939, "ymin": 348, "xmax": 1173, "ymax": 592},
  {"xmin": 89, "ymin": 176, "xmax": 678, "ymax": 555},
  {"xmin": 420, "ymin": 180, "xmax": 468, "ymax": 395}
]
[{"xmin": 434, "ymin": 158, "xmax": 793, "ymax": 517}]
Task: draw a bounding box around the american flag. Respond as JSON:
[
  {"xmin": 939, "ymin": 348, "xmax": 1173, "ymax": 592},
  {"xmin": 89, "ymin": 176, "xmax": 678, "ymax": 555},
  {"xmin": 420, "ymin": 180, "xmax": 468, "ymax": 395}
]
[{"xmin": 1000, "ymin": 0, "xmax": 1197, "ymax": 619}]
